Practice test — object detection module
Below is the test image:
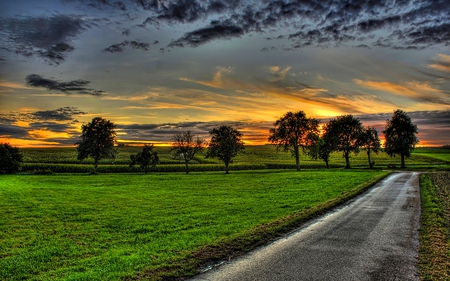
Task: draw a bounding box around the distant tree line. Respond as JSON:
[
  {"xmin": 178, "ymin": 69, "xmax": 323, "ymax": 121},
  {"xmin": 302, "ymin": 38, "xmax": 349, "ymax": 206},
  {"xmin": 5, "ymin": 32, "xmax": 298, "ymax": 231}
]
[
  {"xmin": 0, "ymin": 109, "xmax": 420, "ymax": 174},
  {"xmin": 269, "ymin": 109, "xmax": 419, "ymax": 170}
]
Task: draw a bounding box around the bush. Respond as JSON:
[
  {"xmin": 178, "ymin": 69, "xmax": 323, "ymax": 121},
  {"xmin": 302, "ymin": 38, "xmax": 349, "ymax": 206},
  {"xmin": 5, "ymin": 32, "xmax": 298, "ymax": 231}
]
[{"xmin": 0, "ymin": 143, "xmax": 23, "ymax": 174}]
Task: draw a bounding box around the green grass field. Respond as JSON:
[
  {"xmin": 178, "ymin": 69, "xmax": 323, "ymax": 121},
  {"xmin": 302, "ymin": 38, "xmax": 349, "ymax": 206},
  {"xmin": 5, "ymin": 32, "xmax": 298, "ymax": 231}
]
[
  {"xmin": 1, "ymin": 170, "xmax": 389, "ymax": 280},
  {"xmin": 19, "ymin": 146, "xmax": 450, "ymax": 173}
]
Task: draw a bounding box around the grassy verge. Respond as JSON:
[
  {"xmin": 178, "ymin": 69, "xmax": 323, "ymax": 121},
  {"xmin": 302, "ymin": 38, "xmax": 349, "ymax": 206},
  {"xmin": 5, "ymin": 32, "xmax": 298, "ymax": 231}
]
[
  {"xmin": 419, "ymin": 172, "xmax": 450, "ymax": 280},
  {"xmin": 0, "ymin": 170, "xmax": 389, "ymax": 280}
]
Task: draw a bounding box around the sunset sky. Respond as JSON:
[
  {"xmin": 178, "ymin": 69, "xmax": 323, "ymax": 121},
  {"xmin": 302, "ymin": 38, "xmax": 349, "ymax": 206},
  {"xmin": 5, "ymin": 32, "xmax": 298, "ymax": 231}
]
[{"xmin": 0, "ymin": 0, "xmax": 449, "ymax": 147}]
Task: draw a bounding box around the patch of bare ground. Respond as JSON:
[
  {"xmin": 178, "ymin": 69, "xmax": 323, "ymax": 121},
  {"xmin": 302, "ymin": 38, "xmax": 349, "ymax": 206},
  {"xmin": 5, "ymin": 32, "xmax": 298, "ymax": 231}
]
[{"xmin": 419, "ymin": 172, "xmax": 450, "ymax": 281}]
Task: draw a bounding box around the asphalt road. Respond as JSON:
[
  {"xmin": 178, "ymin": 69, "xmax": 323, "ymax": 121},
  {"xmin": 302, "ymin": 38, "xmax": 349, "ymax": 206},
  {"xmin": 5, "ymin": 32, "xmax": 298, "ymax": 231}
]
[{"xmin": 190, "ymin": 172, "xmax": 421, "ymax": 281}]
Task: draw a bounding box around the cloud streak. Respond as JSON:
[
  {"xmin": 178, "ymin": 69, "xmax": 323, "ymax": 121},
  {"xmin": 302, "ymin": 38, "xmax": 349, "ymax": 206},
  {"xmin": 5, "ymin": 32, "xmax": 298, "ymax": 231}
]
[{"xmin": 26, "ymin": 75, "xmax": 105, "ymax": 96}]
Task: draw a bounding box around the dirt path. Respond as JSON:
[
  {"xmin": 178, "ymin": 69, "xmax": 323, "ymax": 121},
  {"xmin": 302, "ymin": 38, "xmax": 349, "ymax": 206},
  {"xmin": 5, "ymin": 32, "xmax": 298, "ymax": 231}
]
[{"xmin": 190, "ymin": 172, "xmax": 421, "ymax": 281}]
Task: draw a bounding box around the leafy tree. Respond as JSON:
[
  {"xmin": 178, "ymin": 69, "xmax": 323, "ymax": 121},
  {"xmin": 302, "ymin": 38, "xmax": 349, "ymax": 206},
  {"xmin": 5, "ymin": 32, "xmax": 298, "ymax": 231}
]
[
  {"xmin": 206, "ymin": 125, "xmax": 245, "ymax": 174},
  {"xmin": 268, "ymin": 111, "xmax": 320, "ymax": 171},
  {"xmin": 316, "ymin": 136, "xmax": 332, "ymax": 169},
  {"xmin": 170, "ymin": 131, "xmax": 206, "ymax": 174},
  {"xmin": 0, "ymin": 143, "xmax": 23, "ymax": 174},
  {"xmin": 130, "ymin": 144, "xmax": 159, "ymax": 173},
  {"xmin": 360, "ymin": 126, "xmax": 381, "ymax": 169},
  {"xmin": 76, "ymin": 117, "xmax": 117, "ymax": 173},
  {"xmin": 323, "ymin": 115, "xmax": 364, "ymax": 169},
  {"xmin": 383, "ymin": 109, "xmax": 419, "ymax": 168}
]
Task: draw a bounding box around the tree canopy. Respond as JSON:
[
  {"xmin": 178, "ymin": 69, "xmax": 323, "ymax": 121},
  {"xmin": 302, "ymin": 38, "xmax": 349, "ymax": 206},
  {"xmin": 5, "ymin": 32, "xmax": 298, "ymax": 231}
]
[
  {"xmin": 170, "ymin": 131, "xmax": 206, "ymax": 174},
  {"xmin": 268, "ymin": 111, "xmax": 320, "ymax": 171},
  {"xmin": 130, "ymin": 144, "xmax": 159, "ymax": 174},
  {"xmin": 322, "ymin": 114, "xmax": 364, "ymax": 169},
  {"xmin": 206, "ymin": 125, "xmax": 245, "ymax": 174},
  {"xmin": 383, "ymin": 109, "xmax": 419, "ymax": 168},
  {"xmin": 0, "ymin": 143, "xmax": 23, "ymax": 174},
  {"xmin": 76, "ymin": 117, "xmax": 117, "ymax": 173}
]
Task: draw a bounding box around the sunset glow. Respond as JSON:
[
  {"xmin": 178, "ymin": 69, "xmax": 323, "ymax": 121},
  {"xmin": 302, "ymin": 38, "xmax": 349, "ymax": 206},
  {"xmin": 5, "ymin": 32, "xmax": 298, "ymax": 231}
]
[{"xmin": 0, "ymin": 1, "xmax": 449, "ymax": 147}]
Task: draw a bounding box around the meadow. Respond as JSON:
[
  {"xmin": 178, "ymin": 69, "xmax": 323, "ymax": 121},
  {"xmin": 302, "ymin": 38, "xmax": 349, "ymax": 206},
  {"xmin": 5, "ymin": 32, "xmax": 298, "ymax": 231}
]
[
  {"xmin": 1, "ymin": 170, "xmax": 389, "ymax": 280},
  {"xmin": 1, "ymin": 146, "xmax": 449, "ymax": 280},
  {"xmin": 19, "ymin": 145, "xmax": 450, "ymax": 173}
]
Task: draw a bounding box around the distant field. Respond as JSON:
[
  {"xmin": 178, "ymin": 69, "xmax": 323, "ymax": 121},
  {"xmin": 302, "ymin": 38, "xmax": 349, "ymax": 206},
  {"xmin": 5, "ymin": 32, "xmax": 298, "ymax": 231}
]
[
  {"xmin": 0, "ymin": 170, "xmax": 389, "ymax": 280},
  {"xmin": 19, "ymin": 146, "xmax": 450, "ymax": 172}
]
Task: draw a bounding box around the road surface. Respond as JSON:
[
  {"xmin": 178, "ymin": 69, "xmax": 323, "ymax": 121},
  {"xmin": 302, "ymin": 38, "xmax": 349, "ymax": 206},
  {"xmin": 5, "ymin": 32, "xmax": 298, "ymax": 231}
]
[{"xmin": 190, "ymin": 172, "xmax": 421, "ymax": 281}]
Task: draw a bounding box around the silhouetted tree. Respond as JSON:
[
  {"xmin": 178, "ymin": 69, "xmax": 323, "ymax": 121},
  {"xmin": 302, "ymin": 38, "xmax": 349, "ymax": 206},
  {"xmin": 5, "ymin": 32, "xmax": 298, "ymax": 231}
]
[
  {"xmin": 360, "ymin": 126, "xmax": 381, "ymax": 169},
  {"xmin": 269, "ymin": 111, "xmax": 320, "ymax": 171},
  {"xmin": 323, "ymin": 115, "xmax": 364, "ymax": 169},
  {"xmin": 0, "ymin": 143, "xmax": 23, "ymax": 174},
  {"xmin": 206, "ymin": 125, "xmax": 245, "ymax": 174},
  {"xmin": 130, "ymin": 144, "xmax": 159, "ymax": 173},
  {"xmin": 76, "ymin": 117, "xmax": 117, "ymax": 173},
  {"xmin": 383, "ymin": 109, "xmax": 419, "ymax": 168},
  {"xmin": 170, "ymin": 131, "xmax": 206, "ymax": 174}
]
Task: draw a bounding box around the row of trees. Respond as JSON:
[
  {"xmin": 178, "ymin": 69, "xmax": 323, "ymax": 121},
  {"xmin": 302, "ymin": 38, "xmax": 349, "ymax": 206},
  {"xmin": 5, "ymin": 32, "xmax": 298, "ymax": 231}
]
[
  {"xmin": 75, "ymin": 117, "xmax": 245, "ymax": 174},
  {"xmin": 0, "ymin": 109, "xmax": 418, "ymax": 174},
  {"xmin": 268, "ymin": 109, "xmax": 419, "ymax": 170}
]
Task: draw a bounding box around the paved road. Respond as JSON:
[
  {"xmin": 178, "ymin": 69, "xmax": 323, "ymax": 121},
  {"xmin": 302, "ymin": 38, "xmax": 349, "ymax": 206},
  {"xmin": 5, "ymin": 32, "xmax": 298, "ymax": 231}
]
[{"xmin": 190, "ymin": 172, "xmax": 421, "ymax": 281}]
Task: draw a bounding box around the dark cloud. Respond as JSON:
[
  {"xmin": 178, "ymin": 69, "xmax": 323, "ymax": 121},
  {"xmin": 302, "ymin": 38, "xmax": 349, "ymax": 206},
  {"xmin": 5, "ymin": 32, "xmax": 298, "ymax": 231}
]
[
  {"xmin": 0, "ymin": 15, "xmax": 90, "ymax": 65},
  {"xmin": 0, "ymin": 124, "xmax": 29, "ymax": 138},
  {"xmin": 142, "ymin": 0, "xmax": 449, "ymax": 50},
  {"xmin": 168, "ymin": 20, "xmax": 244, "ymax": 47},
  {"xmin": 103, "ymin": 40, "xmax": 150, "ymax": 53},
  {"xmin": 0, "ymin": 107, "xmax": 87, "ymax": 144},
  {"xmin": 26, "ymin": 74, "xmax": 104, "ymax": 96}
]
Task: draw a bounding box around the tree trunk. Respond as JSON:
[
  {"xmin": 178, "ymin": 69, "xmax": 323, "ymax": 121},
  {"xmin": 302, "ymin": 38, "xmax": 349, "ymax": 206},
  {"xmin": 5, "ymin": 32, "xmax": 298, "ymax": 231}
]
[
  {"xmin": 294, "ymin": 146, "xmax": 301, "ymax": 171},
  {"xmin": 367, "ymin": 149, "xmax": 372, "ymax": 169},
  {"xmin": 185, "ymin": 161, "xmax": 189, "ymax": 174},
  {"xmin": 401, "ymin": 154, "xmax": 405, "ymax": 168},
  {"xmin": 345, "ymin": 151, "xmax": 351, "ymax": 169},
  {"xmin": 325, "ymin": 158, "xmax": 329, "ymax": 169},
  {"xmin": 225, "ymin": 162, "xmax": 230, "ymax": 174},
  {"xmin": 94, "ymin": 158, "xmax": 99, "ymax": 173}
]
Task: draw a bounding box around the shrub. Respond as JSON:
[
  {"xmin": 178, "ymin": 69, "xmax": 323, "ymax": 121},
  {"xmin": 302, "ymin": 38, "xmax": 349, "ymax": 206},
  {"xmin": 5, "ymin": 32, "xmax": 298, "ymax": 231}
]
[{"xmin": 0, "ymin": 143, "xmax": 23, "ymax": 174}]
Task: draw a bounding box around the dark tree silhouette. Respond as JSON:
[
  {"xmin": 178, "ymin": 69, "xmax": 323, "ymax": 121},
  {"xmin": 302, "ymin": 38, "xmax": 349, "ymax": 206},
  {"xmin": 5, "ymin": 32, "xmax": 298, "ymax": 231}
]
[
  {"xmin": 170, "ymin": 131, "xmax": 206, "ymax": 174},
  {"xmin": 360, "ymin": 126, "xmax": 381, "ymax": 169},
  {"xmin": 323, "ymin": 115, "xmax": 364, "ymax": 169},
  {"xmin": 383, "ymin": 109, "xmax": 419, "ymax": 168},
  {"xmin": 206, "ymin": 125, "xmax": 244, "ymax": 174},
  {"xmin": 76, "ymin": 117, "xmax": 117, "ymax": 173},
  {"xmin": 130, "ymin": 144, "xmax": 159, "ymax": 174},
  {"xmin": 0, "ymin": 143, "xmax": 23, "ymax": 174},
  {"xmin": 268, "ymin": 111, "xmax": 320, "ymax": 171}
]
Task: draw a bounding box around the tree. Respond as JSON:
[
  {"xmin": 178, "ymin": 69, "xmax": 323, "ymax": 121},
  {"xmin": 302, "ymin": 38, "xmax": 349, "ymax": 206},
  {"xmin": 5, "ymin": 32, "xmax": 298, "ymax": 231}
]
[
  {"xmin": 360, "ymin": 126, "xmax": 381, "ymax": 169},
  {"xmin": 323, "ymin": 115, "xmax": 364, "ymax": 169},
  {"xmin": 76, "ymin": 117, "xmax": 117, "ymax": 173},
  {"xmin": 268, "ymin": 111, "xmax": 320, "ymax": 171},
  {"xmin": 0, "ymin": 143, "xmax": 23, "ymax": 174},
  {"xmin": 206, "ymin": 125, "xmax": 245, "ymax": 174},
  {"xmin": 317, "ymin": 137, "xmax": 333, "ymax": 169},
  {"xmin": 130, "ymin": 144, "xmax": 159, "ymax": 173},
  {"xmin": 170, "ymin": 131, "xmax": 206, "ymax": 174},
  {"xmin": 383, "ymin": 109, "xmax": 419, "ymax": 168}
]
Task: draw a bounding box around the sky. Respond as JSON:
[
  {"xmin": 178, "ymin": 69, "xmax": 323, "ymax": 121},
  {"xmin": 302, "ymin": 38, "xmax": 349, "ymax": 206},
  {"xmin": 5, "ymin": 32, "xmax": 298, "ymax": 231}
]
[{"xmin": 0, "ymin": 0, "xmax": 449, "ymax": 147}]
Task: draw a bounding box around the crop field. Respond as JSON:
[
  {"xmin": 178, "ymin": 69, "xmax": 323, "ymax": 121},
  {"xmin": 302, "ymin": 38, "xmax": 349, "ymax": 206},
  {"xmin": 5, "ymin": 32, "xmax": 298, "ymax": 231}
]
[
  {"xmin": 0, "ymin": 170, "xmax": 389, "ymax": 280},
  {"xmin": 19, "ymin": 146, "xmax": 450, "ymax": 173}
]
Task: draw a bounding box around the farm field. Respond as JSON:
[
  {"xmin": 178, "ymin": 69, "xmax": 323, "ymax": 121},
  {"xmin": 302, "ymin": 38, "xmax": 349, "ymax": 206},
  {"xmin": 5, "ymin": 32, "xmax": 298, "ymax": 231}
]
[
  {"xmin": 19, "ymin": 146, "xmax": 450, "ymax": 173},
  {"xmin": 0, "ymin": 170, "xmax": 389, "ymax": 280}
]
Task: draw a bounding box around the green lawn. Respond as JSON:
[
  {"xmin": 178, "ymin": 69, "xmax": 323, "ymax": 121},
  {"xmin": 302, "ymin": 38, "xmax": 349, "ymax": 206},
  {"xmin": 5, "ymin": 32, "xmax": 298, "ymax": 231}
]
[{"xmin": 1, "ymin": 170, "xmax": 388, "ymax": 280}]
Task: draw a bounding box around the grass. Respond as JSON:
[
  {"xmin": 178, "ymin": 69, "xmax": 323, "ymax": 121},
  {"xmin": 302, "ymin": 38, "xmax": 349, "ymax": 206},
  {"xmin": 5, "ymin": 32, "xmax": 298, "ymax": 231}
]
[
  {"xmin": 419, "ymin": 172, "xmax": 450, "ymax": 280},
  {"xmin": 0, "ymin": 170, "xmax": 389, "ymax": 280},
  {"xmin": 19, "ymin": 146, "xmax": 450, "ymax": 172}
]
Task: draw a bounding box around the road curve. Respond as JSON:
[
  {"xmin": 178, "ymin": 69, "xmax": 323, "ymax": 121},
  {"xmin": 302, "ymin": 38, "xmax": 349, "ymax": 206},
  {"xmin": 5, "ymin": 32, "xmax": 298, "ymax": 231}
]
[{"xmin": 190, "ymin": 172, "xmax": 421, "ymax": 281}]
